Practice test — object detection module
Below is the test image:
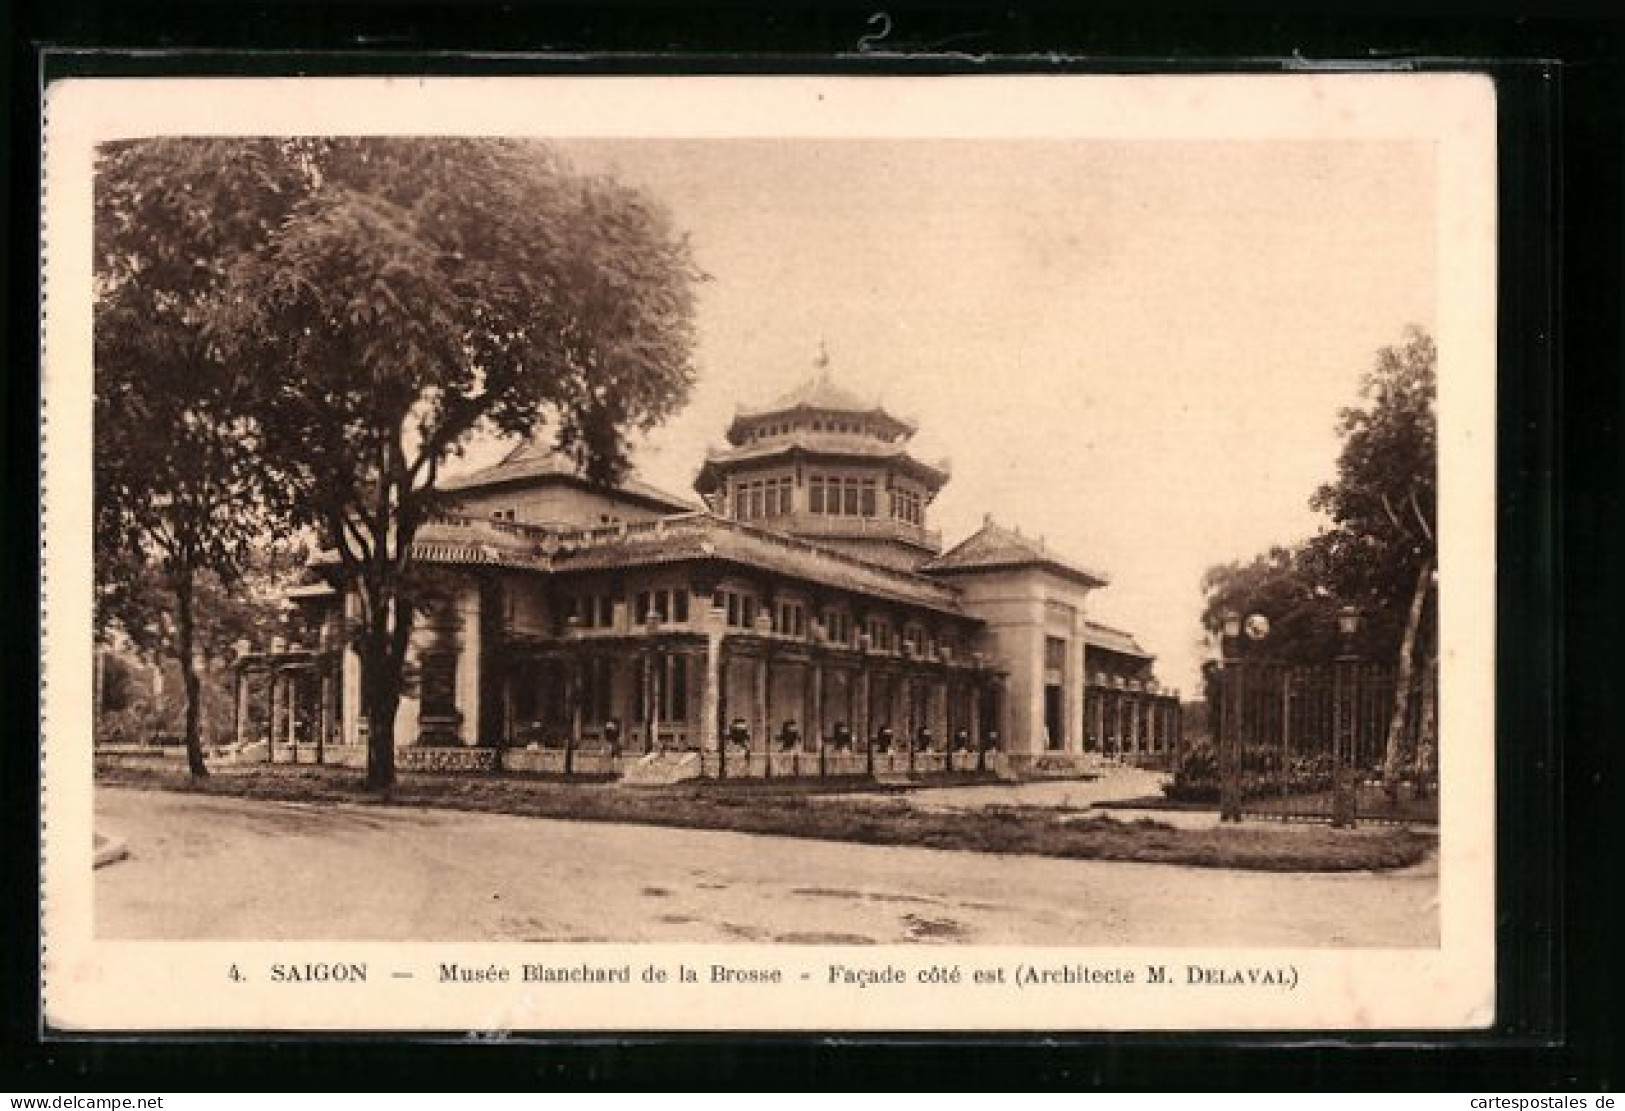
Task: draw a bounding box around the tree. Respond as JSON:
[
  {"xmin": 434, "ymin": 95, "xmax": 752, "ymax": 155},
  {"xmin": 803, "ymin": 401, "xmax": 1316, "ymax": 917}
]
[
  {"xmin": 1200, "ymin": 546, "xmax": 1347, "ymax": 665},
  {"xmin": 1309, "ymin": 326, "xmax": 1437, "ymax": 792},
  {"xmin": 94, "ymin": 140, "xmax": 302, "ymax": 776},
  {"xmin": 208, "ymin": 138, "xmax": 702, "ymax": 789}
]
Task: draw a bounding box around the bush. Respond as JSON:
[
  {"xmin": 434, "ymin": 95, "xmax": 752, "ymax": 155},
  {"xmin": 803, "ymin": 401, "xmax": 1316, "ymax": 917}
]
[{"xmin": 1163, "ymin": 740, "xmax": 1338, "ymax": 801}]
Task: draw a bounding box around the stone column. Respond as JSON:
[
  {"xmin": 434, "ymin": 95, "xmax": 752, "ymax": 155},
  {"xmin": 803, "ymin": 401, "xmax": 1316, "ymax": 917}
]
[
  {"xmin": 969, "ymin": 681, "xmax": 982, "ymax": 748},
  {"xmin": 700, "ymin": 623, "xmax": 723, "ymax": 753},
  {"xmin": 755, "ymin": 653, "xmax": 771, "ymax": 762},
  {"xmin": 641, "ymin": 649, "xmax": 655, "ymax": 753},
  {"xmin": 266, "ymin": 670, "xmax": 281, "ymax": 763},
  {"xmin": 501, "ymin": 667, "xmax": 515, "ymax": 748},
  {"xmin": 454, "ymin": 584, "xmax": 482, "ymax": 746},
  {"xmin": 810, "ymin": 661, "xmax": 824, "ymax": 751},
  {"xmin": 854, "ymin": 665, "xmax": 871, "ymax": 753},
  {"xmin": 317, "ymin": 666, "xmax": 333, "ymax": 763},
  {"xmin": 285, "ymin": 670, "xmax": 300, "ymax": 759},
  {"xmin": 569, "ymin": 654, "xmax": 585, "ymax": 752},
  {"xmin": 931, "ymin": 673, "xmax": 949, "ymax": 748},
  {"xmin": 233, "ymin": 667, "xmax": 250, "ymax": 748},
  {"xmin": 1066, "ymin": 619, "xmax": 1085, "ymax": 754}
]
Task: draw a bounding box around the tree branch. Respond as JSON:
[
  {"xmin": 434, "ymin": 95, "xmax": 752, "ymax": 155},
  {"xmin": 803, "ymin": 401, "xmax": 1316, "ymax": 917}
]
[{"xmin": 1408, "ymin": 487, "xmax": 1434, "ymax": 544}]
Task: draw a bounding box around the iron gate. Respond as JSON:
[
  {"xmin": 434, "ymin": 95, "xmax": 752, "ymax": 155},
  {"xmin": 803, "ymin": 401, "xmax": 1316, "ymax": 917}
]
[{"xmin": 1216, "ymin": 660, "xmax": 1435, "ymax": 824}]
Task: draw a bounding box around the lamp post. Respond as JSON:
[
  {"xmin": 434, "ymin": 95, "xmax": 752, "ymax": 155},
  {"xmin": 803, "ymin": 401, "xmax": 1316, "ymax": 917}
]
[
  {"xmin": 1331, "ymin": 605, "xmax": 1361, "ymax": 829},
  {"xmin": 1218, "ymin": 610, "xmax": 1243, "ymax": 822}
]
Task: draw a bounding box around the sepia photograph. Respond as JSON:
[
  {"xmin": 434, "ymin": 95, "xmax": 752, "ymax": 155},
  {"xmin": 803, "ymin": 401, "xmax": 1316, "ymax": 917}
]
[{"xmin": 40, "ymin": 74, "xmax": 1497, "ymax": 1031}]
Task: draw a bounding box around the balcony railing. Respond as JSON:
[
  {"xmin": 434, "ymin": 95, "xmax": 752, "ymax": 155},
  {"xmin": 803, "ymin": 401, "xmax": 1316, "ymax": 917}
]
[{"xmin": 778, "ymin": 513, "xmax": 941, "ymax": 549}]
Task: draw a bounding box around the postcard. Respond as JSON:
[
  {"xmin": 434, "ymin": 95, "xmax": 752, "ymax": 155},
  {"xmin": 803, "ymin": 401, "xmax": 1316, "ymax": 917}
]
[{"xmin": 41, "ymin": 71, "xmax": 1496, "ymax": 1031}]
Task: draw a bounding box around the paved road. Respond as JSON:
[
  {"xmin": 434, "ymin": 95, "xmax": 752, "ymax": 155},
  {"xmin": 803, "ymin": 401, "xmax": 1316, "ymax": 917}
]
[{"xmin": 95, "ymin": 786, "xmax": 1438, "ymax": 947}]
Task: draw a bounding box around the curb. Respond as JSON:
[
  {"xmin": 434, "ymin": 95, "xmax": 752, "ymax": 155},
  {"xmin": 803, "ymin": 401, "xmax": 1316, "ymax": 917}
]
[{"xmin": 92, "ymin": 833, "xmax": 130, "ymax": 868}]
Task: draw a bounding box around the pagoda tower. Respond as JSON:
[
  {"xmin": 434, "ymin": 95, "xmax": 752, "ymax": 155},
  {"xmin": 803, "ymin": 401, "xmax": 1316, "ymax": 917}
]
[{"xmin": 694, "ymin": 347, "xmax": 949, "ymax": 571}]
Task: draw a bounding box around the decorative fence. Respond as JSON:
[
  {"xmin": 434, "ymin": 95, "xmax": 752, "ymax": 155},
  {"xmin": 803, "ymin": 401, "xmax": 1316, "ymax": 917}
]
[
  {"xmin": 332, "ymin": 742, "xmax": 999, "ymax": 782},
  {"xmin": 1213, "ymin": 660, "xmax": 1436, "ymax": 824}
]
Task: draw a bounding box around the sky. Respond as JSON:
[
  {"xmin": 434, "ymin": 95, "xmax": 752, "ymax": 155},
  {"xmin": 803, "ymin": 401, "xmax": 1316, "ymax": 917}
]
[{"xmin": 456, "ymin": 137, "xmax": 1437, "ymax": 693}]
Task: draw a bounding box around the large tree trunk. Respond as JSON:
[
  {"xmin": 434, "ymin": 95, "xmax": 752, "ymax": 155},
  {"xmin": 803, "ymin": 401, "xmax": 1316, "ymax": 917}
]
[
  {"xmin": 359, "ymin": 580, "xmax": 415, "ymax": 791},
  {"xmin": 173, "ymin": 569, "xmax": 208, "ymax": 779},
  {"xmin": 1381, "ymin": 554, "xmax": 1434, "ymax": 797},
  {"xmin": 363, "ymin": 665, "xmax": 400, "ymax": 791},
  {"xmin": 1414, "ymin": 645, "xmax": 1438, "ymax": 798}
]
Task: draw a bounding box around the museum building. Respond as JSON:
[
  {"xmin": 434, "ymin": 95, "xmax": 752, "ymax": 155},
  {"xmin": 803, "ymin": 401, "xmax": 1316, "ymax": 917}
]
[{"xmin": 237, "ymin": 366, "xmax": 1182, "ymax": 777}]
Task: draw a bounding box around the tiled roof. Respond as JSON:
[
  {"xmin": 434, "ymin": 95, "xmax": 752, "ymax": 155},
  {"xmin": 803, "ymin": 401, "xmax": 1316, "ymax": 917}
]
[
  {"xmin": 694, "ymin": 435, "xmax": 950, "ymax": 493},
  {"xmin": 403, "ymin": 511, "xmax": 967, "ymax": 616},
  {"xmin": 441, "ymin": 436, "xmax": 700, "ymax": 512},
  {"xmin": 922, "ymin": 518, "xmax": 1108, "ymax": 589},
  {"xmin": 746, "ymin": 374, "xmax": 878, "ymax": 417},
  {"xmin": 1083, "ymin": 620, "xmax": 1152, "ymax": 659},
  {"xmin": 550, "ymin": 514, "xmax": 966, "ymax": 615},
  {"xmin": 728, "ymin": 370, "xmax": 917, "ymax": 442}
]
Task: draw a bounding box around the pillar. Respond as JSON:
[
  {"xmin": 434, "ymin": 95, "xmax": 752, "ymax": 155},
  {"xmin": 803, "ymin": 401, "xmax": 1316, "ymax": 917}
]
[
  {"xmin": 318, "ymin": 666, "xmax": 333, "ymax": 763},
  {"xmin": 569, "ymin": 654, "xmax": 584, "ymax": 752},
  {"xmin": 502, "ymin": 668, "xmax": 516, "ymax": 747},
  {"xmin": 810, "ymin": 661, "xmax": 824, "ymax": 750},
  {"xmin": 701, "ymin": 627, "xmax": 722, "ymax": 753},
  {"xmin": 931, "ymin": 673, "xmax": 949, "ymax": 748},
  {"xmin": 266, "ymin": 669, "xmax": 281, "ymax": 763},
  {"xmin": 454, "ymin": 585, "xmax": 482, "ymax": 746},
  {"xmin": 285, "ymin": 670, "xmax": 300, "ymax": 754},
  {"xmin": 755, "ymin": 653, "xmax": 770, "ymax": 760},
  {"xmin": 969, "ymin": 681, "xmax": 984, "ymax": 747},
  {"xmin": 855, "ymin": 665, "xmax": 871, "ymax": 753},
  {"xmin": 1066, "ymin": 622, "xmax": 1085, "ymax": 754},
  {"xmin": 233, "ymin": 667, "xmax": 250, "ymax": 748},
  {"xmin": 341, "ymin": 644, "xmax": 362, "ymax": 749},
  {"xmin": 641, "ymin": 649, "xmax": 655, "ymax": 753}
]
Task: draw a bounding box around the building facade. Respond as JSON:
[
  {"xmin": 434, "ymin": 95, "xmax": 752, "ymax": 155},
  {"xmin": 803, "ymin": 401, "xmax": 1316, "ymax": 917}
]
[{"xmin": 236, "ymin": 367, "xmax": 1180, "ymax": 776}]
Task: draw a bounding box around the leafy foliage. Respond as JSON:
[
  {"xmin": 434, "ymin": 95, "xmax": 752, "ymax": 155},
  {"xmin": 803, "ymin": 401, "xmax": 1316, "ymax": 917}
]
[
  {"xmin": 1198, "ymin": 327, "xmax": 1438, "ymax": 791},
  {"xmin": 1304, "ymin": 325, "xmax": 1437, "ymax": 652},
  {"xmin": 188, "ymin": 138, "xmax": 704, "ymax": 787},
  {"xmin": 1200, "ymin": 327, "xmax": 1437, "ymax": 662},
  {"xmin": 94, "ymin": 140, "xmax": 305, "ymax": 775}
]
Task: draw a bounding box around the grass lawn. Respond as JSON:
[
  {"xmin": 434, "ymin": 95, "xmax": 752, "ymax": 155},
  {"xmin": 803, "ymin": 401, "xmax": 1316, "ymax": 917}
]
[
  {"xmin": 96, "ymin": 758, "xmax": 1435, "ymax": 873},
  {"xmin": 1099, "ymin": 784, "xmax": 1439, "ymax": 825}
]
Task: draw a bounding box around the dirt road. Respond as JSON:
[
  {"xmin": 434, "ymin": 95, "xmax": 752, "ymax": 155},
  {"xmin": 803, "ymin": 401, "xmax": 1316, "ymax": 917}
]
[{"xmin": 95, "ymin": 786, "xmax": 1438, "ymax": 947}]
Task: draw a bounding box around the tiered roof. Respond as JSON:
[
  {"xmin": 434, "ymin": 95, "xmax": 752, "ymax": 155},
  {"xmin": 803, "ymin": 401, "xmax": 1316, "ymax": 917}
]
[
  {"xmin": 724, "ymin": 366, "xmax": 917, "ymax": 446},
  {"xmin": 922, "ymin": 517, "xmax": 1108, "ymax": 589},
  {"xmin": 1082, "ymin": 620, "xmax": 1153, "ymax": 660},
  {"xmin": 443, "ymin": 436, "xmax": 699, "ymax": 513},
  {"xmin": 383, "ymin": 510, "xmax": 968, "ymax": 616}
]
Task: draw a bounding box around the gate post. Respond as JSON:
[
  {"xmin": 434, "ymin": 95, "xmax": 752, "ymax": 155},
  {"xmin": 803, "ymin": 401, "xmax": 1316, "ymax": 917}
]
[{"xmin": 1331, "ymin": 606, "xmax": 1361, "ymax": 829}]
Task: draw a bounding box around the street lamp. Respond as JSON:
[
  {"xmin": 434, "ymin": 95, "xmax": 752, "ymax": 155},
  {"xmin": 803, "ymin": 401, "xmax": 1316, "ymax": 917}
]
[{"xmin": 1337, "ymin": 605, "xmax": 1361, "ymax": 643}]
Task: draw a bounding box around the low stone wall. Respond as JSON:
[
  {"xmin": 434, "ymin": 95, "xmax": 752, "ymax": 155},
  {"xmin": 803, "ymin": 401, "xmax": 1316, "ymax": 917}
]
[
  {"xmin": 502, "ymin": 748, "xmax": 621, "ymax": 777},
  {"xmin": 620, "ymin": 751, "xmax": 703, "ymax": 786},
  {"xmin": 696, "ymin": 748, "xmax": 997, "ymax": 780},
  {"xmin": 321, "ymin": 744, "xmax": 369, "ymax": 769},
  {"xmin": 397, "ymin": 746, "xmax": 500, "ymax": 774},
  {"xmin": 1003, "ymin": 753, "xmax": 1096, "ymax": 779}
]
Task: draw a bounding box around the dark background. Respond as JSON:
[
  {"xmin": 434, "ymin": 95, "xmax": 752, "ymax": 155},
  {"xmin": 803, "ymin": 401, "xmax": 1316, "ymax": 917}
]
[{"xmin": 4, "ymin": 1, "xmax": 1620, "ymax": 1092}]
